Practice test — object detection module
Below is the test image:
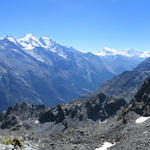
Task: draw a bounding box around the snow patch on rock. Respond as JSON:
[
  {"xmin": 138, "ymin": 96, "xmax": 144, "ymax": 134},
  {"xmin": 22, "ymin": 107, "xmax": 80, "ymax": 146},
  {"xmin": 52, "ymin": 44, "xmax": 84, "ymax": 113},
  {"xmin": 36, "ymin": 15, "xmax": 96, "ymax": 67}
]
[
  {"xmin": 7, "ymin": 36, "xmax": 18, "ymax": 45},
  {"xmin": 136, "ymin": 116, "xmax": 150, "ymax": 123},
  {"xmin": 25, "ymin": 50, "xmax": 45, "ymax": 62},
  {"xmin": 99, "ymin": 119, "xmax": 107, "ymax": 124},
  {"xmin": 35, "ymin": 120, "xmax": 39, "ymax": 124},
  {"xmin": 95, "ymin": 142, "xmax": 115, "ymax": 150},
  {"xmin": 58, "ymin": 53, "xmax": 67, "ymax": 59}
]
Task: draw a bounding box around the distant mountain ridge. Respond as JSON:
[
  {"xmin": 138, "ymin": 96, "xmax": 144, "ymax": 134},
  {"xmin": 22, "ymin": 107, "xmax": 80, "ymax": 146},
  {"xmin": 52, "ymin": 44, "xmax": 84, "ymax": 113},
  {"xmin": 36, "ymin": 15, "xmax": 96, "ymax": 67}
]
[
  {"xmin": 3, "ymin": 34, "xmax": 148, "ymax": 75},
  {"xmin": 4, "ymin": 34, "xmax": 150, "ymax": 61},
  {"xmin": 94, "ymin": 47, "xmax": 150, "ymax": 58},
  {"xmin": 99, "ymin": 57, "xmax": 150, "ymax": 101},
  {"xmin": 94, "ymin": 47, "xmax": 149, "ymax": 74}
]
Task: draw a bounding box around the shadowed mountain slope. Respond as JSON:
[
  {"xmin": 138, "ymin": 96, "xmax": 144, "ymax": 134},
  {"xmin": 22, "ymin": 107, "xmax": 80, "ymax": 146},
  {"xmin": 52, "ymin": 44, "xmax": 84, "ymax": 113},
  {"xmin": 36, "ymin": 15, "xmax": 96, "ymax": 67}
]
[{"xmin": 98, "ymin": 57, "xmax": 150, "ymax": 101}]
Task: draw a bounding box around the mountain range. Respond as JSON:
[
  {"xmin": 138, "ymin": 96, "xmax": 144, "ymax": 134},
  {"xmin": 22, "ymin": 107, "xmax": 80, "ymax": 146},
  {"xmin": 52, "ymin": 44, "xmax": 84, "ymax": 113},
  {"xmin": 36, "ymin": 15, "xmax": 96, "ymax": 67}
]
[
  {"xmin": 0, "ymin": 33, "xmax": 149, "ymax": 110},
  {"xmin": 94, "ymin": 47, "xmax": 149, "ymax": 74},
  {"xmin": 0, "ymin": 34, "xmax": 150, "ymax": 149}
]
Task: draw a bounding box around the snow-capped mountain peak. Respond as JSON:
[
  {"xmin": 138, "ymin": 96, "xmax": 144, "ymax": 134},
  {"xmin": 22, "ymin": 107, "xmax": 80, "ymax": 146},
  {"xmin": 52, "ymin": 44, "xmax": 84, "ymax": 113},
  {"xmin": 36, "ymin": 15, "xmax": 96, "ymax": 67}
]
[
  {"xmin": 17, "ymin": 34, "xmax": 54, "ymax": 50},
  {"xmin": 94, "ymin": 47, "xmax": 150, "ymax": 58},
  {"xmin": 2, "ymin": 34, "xmax": 150, "ymax": 59},
  {"xmin": 21, "ymin": 33, "xmax": 37, "ymax": 41},
  {"xmin": 18, "ymin": 34, "xmax": 42, "ymax": 49},
  {"xmin": 124, "ymin": 48, "xmax": 150, "ymax": 58}
]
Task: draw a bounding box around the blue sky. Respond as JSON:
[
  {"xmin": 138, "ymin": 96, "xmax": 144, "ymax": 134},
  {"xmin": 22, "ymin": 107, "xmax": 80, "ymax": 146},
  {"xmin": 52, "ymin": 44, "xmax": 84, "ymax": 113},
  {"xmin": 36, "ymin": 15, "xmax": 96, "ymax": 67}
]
[{"xmin": 0, "ymin": 0, "xmax": 150, "ymax": 52}]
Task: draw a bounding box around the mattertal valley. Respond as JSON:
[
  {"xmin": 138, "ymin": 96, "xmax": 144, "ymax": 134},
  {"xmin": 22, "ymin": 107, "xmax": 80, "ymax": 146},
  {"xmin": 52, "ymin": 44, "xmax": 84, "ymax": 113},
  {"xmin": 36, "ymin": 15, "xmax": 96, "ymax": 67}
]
[{"xmin": 0, "ymin": 0, "xmax": 150, "ymax": 150}]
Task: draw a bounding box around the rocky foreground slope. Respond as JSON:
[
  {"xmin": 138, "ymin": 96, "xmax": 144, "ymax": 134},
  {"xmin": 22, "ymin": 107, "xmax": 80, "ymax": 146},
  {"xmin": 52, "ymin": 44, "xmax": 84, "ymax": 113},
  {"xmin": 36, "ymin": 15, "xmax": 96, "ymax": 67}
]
[
  {"xmin": 1, "ymin": 77, "xmax": 150, "ymax": 149},
  {"xmin": 0, "ymin": 93, "xmax": 126, "ymax": 149}
]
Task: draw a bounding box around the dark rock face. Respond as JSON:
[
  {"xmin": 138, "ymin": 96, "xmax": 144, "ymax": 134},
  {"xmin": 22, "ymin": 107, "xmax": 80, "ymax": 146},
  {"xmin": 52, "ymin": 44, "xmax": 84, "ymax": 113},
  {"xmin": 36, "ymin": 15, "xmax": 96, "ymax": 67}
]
[
  {"xmin": 39, "ymin": 105, "xmax": 65, "ymax": 124},
  {"xmin": 99, "ymin": 57, "xmax": 150, "ymax": 101},
  {"xmin": 1, "ymin": 115, "xmax": 19, "ymax": 129},
  {"xmin": 126, "ymin": 77, "xmax": 150, "ymax": 116},
  {"xmin": 5, "ymin": 102, "xmax": 46, "ymax": 120},
  {"xmin": 117, "ymin": 76, "xmax": 150, "ymax": 124},
  {"xmin": 85, "ymin": 93, "xmax": 126, "ymax": 121},
  {"xmin": 39, "ymin": 93, "xmax": 126, "ymax": 128}
]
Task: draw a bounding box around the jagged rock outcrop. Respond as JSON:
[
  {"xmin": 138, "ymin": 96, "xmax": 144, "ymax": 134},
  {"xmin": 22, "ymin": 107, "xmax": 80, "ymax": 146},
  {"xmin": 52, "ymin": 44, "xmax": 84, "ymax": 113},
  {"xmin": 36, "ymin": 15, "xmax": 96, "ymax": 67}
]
[
  {"xmin": 129, "ymin": 76, "xmax": 150, "ymax": 116},
  {"xmin": 0, "ymin": 93, "xmax": 126, "ymax": 131},
  {"xmin": 118, "ymin": 76, "xmax": 150, "ymax": 124},
  {"xmin": 38, "ymin": 93, "xmax": 126, "ymax": 129},
  {"xmin": 0, "ymin": 102, "xmax": 46, "ymax": 129}
]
